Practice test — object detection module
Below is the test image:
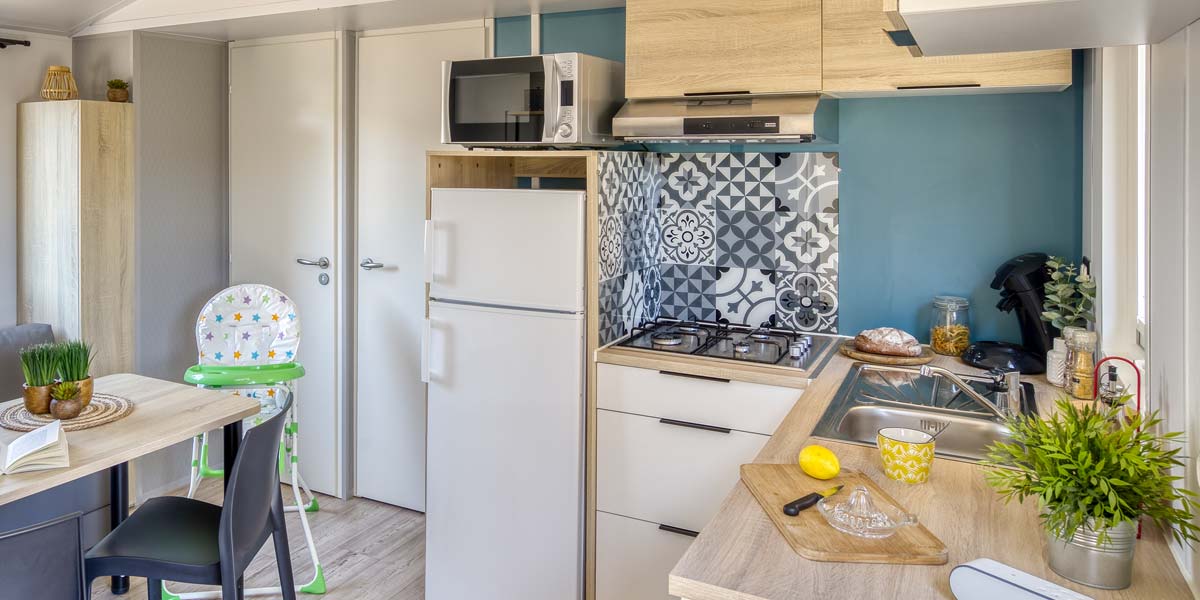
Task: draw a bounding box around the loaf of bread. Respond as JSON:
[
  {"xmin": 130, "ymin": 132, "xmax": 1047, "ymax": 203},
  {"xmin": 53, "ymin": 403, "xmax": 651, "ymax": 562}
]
[{"xmin": 854, "ymin": 328, "xmax": 922, "ymax": 357}]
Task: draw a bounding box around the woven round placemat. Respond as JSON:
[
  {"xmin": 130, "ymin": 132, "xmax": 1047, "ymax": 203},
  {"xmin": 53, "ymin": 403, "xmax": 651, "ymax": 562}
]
[{"xmin": 0, "ymin": 393, "xmax": 134, "ymax": 432}]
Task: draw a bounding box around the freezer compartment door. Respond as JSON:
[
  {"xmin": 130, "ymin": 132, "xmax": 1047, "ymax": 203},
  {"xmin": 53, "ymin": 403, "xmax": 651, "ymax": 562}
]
[
  {"xmin": 428, "ymin": 188, "xmax": 585, "ymax": 312},
  {"xmin": 425, "ymin": 300, "xmax": 584, "ymax": 600}
]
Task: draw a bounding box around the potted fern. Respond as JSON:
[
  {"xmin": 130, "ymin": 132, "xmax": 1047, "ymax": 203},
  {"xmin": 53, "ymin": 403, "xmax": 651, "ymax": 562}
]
[
  {"xmin": 19, "ymin": 344, "xmax": 59, "ymax": 415},
  {"xmin": 58, "ymin": 340, "xmax": 95, "ymax": 408},
  {"xmin": 984, "ymin": 396, "xmax": 1200, "ymax": 589}
]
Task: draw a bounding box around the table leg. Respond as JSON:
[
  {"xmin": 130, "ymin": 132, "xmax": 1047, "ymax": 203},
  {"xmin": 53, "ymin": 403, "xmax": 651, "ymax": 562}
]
[
  {"xmin": 109, "ymin": 462, "xmax": 129, "ymax": 595},
  {"xmin": 224, "ymin": 420, "xmax": 243, "ymax": 491}
]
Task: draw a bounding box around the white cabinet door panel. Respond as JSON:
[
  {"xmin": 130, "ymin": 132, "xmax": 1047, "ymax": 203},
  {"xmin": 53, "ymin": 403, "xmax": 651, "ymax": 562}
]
[
  {"xmin": 597, "ymin": 408, "xmax": 769, "ymax": 532},
  {"xmin": 597, "ymin": 363, "xmax": 801, "ymax": 435},
  {"xmin": 596, "ymin": 511, "xmax": 696, "ymax": 600}
]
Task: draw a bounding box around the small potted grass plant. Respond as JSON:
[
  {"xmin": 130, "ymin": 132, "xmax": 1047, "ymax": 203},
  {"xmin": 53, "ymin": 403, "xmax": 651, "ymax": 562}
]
[
  {"xmin": 19, "ymin": 344, "xmax": 59, "ymax": 415},
  {"xmin": 106, "ymin": 79, "xmax": 129, "ymax": 102},
  {"xmin": 58, "ymin": 340, "xmax": 95, "ymax": 408},
  {"xmin": 984, "ymin": 396, "xmax": 1200, "ymax": 590}
]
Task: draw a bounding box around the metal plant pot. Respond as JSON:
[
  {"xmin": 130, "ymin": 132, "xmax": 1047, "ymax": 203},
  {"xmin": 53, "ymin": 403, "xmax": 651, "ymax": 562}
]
[{"xmin": 1046, "ymin": 520, "xmax": 1136, "ymax": 589}]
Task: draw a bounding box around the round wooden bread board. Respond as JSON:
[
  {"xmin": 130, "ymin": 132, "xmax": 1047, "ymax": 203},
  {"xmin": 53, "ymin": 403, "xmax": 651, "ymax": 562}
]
[
  {"xmin": 0, "ymin": 393, "xmax": 133, "ymax": 432},
  {"xmin": 839, "ymin": 341, "xmax": 935, "ymax": 366}
]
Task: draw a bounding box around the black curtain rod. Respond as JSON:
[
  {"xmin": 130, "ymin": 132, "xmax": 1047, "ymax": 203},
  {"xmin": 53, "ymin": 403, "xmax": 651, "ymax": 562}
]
[{"xmin": 0, "ymin": 37, "xmax": 32, "ymax": 49}]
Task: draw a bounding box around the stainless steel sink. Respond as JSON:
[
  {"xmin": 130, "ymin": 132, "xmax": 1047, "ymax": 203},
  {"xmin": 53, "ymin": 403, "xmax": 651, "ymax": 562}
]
[{"xmin": 810, "ymin": 363, "xmax": 1036, "ymax": 463}]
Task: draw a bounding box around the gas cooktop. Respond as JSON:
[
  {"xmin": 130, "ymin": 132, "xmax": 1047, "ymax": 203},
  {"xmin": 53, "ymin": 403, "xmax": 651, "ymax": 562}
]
[{"xmin": 617, "ymin": 319, "xmax": 833, "ymax": 370}]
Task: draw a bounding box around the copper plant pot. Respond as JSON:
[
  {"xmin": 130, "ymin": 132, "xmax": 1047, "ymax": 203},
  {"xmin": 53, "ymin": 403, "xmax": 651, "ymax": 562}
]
[
  {"xmin": 51, "ymin": 397, "xmax": 83, "ymax": 420},
  {"xmin": 107, "ymin": 88, "xmax": 129, "ymax": 102},
  {"xmin": 70, "ymin": 377, "xmax": 94, "ymax": 408},
  {"xmin": 22, "ymin": 384, "xmax": 53, "ymax": 415}
]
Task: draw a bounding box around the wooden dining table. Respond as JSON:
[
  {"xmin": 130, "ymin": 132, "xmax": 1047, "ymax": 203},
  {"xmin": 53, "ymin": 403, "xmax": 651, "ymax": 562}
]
[{"xmin": 0, "ymin": 373, "xmax": 260, "ymax": 594}]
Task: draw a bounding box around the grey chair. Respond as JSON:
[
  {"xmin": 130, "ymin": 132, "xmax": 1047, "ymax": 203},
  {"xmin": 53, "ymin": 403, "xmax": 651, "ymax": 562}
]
[
  {"xmin": 0, "ymin": 512, "xmax": 87, "ymax": 599},
  {"xmin": 84, "ymin": 394, "xmax": 297, "ymax": 600}
]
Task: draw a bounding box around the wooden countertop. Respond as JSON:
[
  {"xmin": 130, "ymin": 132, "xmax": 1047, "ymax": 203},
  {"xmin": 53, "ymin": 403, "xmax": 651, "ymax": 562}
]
[
  {"xmin": 609, "ymin": 347, "xmax": 1195, "ymax": 599},
  {"xmin": 0, "ymin": 374, "xmax": 260, "ymax": 506}
]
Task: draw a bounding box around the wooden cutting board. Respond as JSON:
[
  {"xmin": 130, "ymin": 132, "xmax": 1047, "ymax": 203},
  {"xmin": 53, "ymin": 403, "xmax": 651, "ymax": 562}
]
[
  {"xmin": 839, "ymin": 340, "xmax": 935, "ymax": 366},
  {"xmin": 740, "ymin": 463, "xmax": 948, "ymax": 565}
]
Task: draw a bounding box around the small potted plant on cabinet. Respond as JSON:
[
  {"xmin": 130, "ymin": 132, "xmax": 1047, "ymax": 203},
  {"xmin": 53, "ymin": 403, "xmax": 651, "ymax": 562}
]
[
  {"xmin": 106, "ymin": 79, "xmax": 129, "ymax": 103},
  {"xmin": 58, "ymin": 340, "xmax": 95, "ymax": 408},
  {"xmin": 984, "ymin": 396, "xmax": 1200, "ymax": 590},
  {"xmin": 49, "ymin": 381, "xmax": 83, "ymax": 420},
  {"xmin": 19, "ymin": 344, "xmax": 59, "ymax": 415}
]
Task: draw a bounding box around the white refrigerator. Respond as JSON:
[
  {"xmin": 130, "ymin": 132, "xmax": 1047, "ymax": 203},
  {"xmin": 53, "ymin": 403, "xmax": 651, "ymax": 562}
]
[{"xmin": 424, "ymin": 188, "xmax": 586, "ymax": 600}]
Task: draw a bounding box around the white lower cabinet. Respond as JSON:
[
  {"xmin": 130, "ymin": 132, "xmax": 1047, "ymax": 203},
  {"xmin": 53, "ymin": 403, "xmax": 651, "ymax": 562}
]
[
  {"xmin": 596, "ymin": 511, "xmax": 697, "ymax": 600},
  {"xmin": 598, "ymin": 408, "xmax": 770, "ymax": 532},
  {"xmin": 595, "ymin": 363, "xmax": 804, "ymax": 599}
]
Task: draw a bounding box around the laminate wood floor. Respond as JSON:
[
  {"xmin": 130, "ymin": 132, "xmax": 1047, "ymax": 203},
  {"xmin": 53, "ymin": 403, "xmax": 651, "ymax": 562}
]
[{"xmin": 89, "ymin": 479, "xmax": 425, "ymax": 600}]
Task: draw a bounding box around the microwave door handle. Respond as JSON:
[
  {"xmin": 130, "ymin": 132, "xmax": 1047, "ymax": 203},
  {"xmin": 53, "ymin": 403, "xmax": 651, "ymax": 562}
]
[{"xmin": 543, "ymin": 54, "xmax": 559, "ymax": 142}]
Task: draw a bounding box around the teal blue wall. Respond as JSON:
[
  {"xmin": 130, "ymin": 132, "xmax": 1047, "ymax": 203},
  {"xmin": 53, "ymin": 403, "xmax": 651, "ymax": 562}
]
[{"xmin": 497, "ymin": 9, "xmax": 1083, "ymax": 344}]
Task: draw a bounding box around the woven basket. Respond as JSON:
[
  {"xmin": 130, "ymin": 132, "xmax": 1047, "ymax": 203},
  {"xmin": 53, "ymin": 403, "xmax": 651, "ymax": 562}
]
[{"xmin": 41, "ymin": 66, "xmax": 79, "ymax": 101}]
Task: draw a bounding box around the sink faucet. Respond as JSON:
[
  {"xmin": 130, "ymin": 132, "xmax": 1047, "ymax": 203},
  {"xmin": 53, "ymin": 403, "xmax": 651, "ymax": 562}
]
[{"xmin": 918, "ymin": 365, "xmax": 1021, "ymax": 420}]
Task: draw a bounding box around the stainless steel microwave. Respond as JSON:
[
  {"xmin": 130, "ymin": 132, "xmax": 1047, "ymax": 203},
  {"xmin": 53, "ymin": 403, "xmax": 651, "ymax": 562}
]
[{"xmin": 442, "ymin": 53, "xmax": 625, "ymax": 147}]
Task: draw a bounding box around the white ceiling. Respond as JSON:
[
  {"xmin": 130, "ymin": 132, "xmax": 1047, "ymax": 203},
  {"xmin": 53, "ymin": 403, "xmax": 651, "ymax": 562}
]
[
  {"xmin": 0, "ymin": 0, "xmax": 127, "ymax": 35},
  {"xmin": 0, "ymin": 0, "xmax": 623, "ymax": 39}
]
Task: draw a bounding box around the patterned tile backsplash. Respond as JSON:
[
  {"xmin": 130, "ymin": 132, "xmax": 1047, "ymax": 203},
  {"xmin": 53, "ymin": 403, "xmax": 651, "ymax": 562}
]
[{"xmin": 597, "ymin": 151, "xmax": 840, "ymax": 345}]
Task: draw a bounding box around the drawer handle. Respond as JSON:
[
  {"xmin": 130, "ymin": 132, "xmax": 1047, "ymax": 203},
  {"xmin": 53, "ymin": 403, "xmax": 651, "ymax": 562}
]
[
  {"xmin": 659, "ymin": 418, "xmax": 731, "ymax": 435},
  {"xmin": 658, "ymin": 524, "xmax": 700, "ymax": 538},
  {"xmin": 658, "ymin": 370, "xmax": 731, "ymax": 384},
  {"xmin": 896, "ymin": 83, "xmax": 981, "ymax": 90}
]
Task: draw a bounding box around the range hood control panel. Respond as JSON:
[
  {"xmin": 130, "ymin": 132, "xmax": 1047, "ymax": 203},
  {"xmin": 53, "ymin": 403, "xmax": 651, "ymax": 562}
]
[{"xmin": 683, "ymin": 116, "xmax": 780, "ymax": 136}]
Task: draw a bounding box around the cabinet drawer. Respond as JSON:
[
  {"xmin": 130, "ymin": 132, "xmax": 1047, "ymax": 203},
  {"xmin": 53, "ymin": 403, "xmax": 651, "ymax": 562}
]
[
  {"xmin": 597, "ymin": 510, "xmax": 697, "ymax": 600},
  {"xmin": 597, "ymin": 362, "xmax": 800, "ymax": 435},
  {"xmin": 598, "ymin": 409, "xmax": 769, "ymax": 532}
]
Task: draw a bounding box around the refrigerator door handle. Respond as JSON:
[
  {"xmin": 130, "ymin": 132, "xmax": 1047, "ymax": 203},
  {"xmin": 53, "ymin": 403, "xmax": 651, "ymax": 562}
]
[
  {"xmin": 421, "ymin": 317, "xmax": 432, "ymax": 383},
  {"xmin": 423, "ymin": 219, "xmax": 434, "ymax": 284}
]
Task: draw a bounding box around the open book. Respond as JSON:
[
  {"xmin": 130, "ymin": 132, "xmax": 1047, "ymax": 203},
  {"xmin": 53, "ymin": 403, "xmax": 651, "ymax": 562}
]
[{"xmin": 1, "ymin": 420, "xmax": 69, "ymax": 475}]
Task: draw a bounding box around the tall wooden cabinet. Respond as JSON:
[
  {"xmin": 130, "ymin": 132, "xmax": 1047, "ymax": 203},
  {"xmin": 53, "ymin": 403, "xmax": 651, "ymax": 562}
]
[{"xmin": 17, "ymin": 100, "xmax": 135, "ymax": 377}]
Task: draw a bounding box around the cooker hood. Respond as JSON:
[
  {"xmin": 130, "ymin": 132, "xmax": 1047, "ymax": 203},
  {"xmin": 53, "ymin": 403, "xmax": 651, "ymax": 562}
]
[{"xmin": 612, "ymin": 93, "xmax": 834, "ymax": 143}]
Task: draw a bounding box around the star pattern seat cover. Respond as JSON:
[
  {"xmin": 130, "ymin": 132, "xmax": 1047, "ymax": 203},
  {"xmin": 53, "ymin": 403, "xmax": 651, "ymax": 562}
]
[{"xmin": 196, "ymin": 284, "xmax": 301, "ymax": 367}]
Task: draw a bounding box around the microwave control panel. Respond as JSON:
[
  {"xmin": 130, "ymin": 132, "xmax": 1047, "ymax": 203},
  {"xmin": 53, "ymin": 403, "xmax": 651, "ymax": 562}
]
[{"xmin": 554, "ymin": 54, "xmax": 577, "ymax": 142}]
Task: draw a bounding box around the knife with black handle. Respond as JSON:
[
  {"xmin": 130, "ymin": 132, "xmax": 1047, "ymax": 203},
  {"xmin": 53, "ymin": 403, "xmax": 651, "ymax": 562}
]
[{"xmin": 783, "ymin": 484, "xmax": 843, "ymax": 516}]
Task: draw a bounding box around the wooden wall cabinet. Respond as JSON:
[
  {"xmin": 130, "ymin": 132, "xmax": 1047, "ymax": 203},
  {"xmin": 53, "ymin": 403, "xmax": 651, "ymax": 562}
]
[
  {"xmin": 625, "ymin": 0, "xmax": 823, "ymax": 98},
  {"xmin": 17, "ymin": 100, "xmax": 134, "ymax": 377},
  {"xmin": 822, "ymin": 0, "xmax": 1073, "ymax": 96}
]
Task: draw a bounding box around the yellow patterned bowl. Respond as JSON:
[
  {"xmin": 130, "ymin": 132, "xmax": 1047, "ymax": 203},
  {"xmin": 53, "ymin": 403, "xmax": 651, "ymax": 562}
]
[{"xmin": 877, "ymin": 427, "xmax": 935, "ymax": 484}]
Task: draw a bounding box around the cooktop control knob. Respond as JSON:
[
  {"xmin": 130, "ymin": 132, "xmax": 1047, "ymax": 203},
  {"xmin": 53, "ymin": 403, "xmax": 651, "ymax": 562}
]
[{"xmin": 557, "ymin": 123, "xmax": 573, "ymax": 139}]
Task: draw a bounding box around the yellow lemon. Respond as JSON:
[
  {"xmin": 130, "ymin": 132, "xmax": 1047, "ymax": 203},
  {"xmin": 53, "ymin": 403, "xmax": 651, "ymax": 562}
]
[{"xmin": 798, "ymin": 444, "xmax": 840, "ymax": 480}]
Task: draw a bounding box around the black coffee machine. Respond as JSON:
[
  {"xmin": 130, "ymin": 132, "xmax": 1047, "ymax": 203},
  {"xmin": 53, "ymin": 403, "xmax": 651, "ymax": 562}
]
[{"xmin": 962, "ymin": 253, "xmax": 1061, "ymax": 375}]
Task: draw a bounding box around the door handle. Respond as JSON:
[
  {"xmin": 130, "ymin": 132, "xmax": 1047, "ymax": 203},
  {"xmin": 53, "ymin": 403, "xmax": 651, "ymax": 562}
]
[
  {"xmin": 296, "ymin": 257, "xmax": 330, "ymax": 269},
  {"xmin": 659, "ymin": 418, "xmax": 732, "ymax": 435},
  {"xmin": 360, "ymin": 258, "xmax": 384, "ymax": 270},
  {"xmin": 657, "ymin": 524, "xmax": 700, "ymax": 538},
  {"xmin": 423, "ymin": 220, "xmax": 434, "ymax": 283},
  {"xmin": 421, "ymin": 318, "xmax": 432, "ymax": 384}
]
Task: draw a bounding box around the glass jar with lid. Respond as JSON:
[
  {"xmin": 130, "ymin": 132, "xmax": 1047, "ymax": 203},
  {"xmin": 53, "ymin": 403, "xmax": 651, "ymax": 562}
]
[
  {"xmin": 930, "ymin": 295, "xmax": 970, "ymax": 356},
  {"xmin": 1068, "ymin": 330, "xmax": 1098, "ymax": 400}
]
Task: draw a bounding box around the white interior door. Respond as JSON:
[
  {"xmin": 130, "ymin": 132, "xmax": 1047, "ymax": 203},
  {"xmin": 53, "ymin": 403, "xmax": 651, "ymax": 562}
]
[
  {"xmin": 229, "ymin": 33, "xmax": 345, "ymax": 496},
  {"xmin": 425, "ymin": 301, "xmax": 584, "ymax": 600},
  {"xmin": 354, "ymin": 23, "xmax": 486, "ymax": 510}
]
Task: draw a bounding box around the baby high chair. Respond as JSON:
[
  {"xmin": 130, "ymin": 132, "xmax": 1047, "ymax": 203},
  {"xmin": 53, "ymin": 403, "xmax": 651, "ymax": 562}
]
[{"xmin": 168, "ymin": 284, "xmax": 326, "ymax": 598}]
